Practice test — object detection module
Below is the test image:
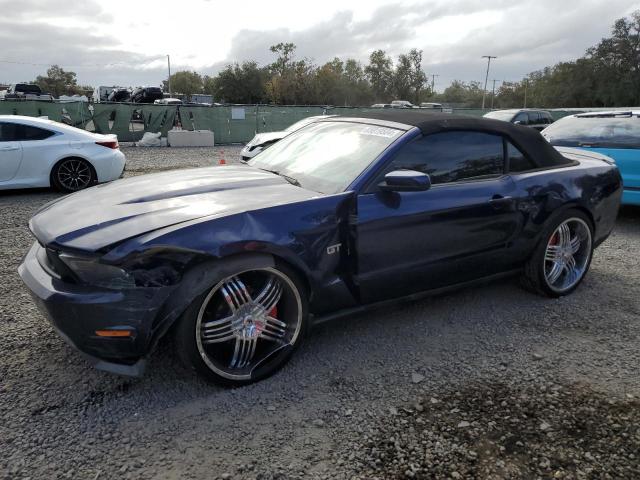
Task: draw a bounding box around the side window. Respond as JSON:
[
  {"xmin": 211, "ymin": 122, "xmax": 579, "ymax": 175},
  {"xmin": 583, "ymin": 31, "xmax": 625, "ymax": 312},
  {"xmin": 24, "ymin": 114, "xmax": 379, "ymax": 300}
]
[
  {"xmin": 507, "ymin": 142, "xmax": 537, "ymax": 172},
  {"xmin": 0, "ymin": 123, "xmax": 21, "ymax": 142},
  {"xmin": 18, "ymin": 125, "xmax": 55, "ymax": 141},
  {"xmin": 379, "ymin": 131, "xmax": 504, "ymax": 186},
  {"xmin": 608, "ymin": 120, "xmax": 640, "ymax": 148},
  {"xmin": 514, "ymin": 112, "xmax": 529, "ymax": 125}
]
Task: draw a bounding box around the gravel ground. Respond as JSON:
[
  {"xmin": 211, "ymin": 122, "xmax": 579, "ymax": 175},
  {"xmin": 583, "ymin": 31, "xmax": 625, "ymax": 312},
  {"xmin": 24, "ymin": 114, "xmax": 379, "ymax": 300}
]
[{"xmin": 1, "ymin": 146, "xmax": 639, "ymax": 479}]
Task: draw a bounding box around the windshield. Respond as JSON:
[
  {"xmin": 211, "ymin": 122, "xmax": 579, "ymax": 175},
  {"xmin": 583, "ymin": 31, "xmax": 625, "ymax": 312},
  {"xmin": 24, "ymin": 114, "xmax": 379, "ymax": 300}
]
[
  {"xmin": 484, "ymin": 111, "xmax": 515, "ymax": 121},
  {"xmin": 542, "ymin": 115, "xmax": 640, "ymax": 148},
  {"xmin": 284, "ymin": 117, "xmax": 320, "ymax": 132},
  {"xmin": 248, "ymin": 121, "xmax": 404, "ymax": 194}
]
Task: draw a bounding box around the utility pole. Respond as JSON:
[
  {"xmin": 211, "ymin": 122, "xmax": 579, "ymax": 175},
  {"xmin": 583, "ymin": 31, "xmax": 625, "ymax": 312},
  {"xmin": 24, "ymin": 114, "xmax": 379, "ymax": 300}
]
[
  {"xmin": 491, "ymin": 79, "xmax": 499, "ymax": 109},
  {"xmin": 431, "ymin": 74, "xmax": 439, "ymax": 95},
  {"xmin": 523, "ymin": 79, "xmax": 528, "ymax": 108},
  {"xmin": 481, "ymin": 55, "xmax": 497, "ymax": 110},
  {"xmin": 167, "ymin": 54, "xmax": 172, "ymax": 98}
]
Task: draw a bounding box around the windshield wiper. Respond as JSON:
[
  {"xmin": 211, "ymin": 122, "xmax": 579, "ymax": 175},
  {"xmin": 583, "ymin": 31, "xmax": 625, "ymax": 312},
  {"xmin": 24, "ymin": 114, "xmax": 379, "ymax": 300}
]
[{"xmin": 259, "ymin": 168, "xmax": 301, "ymax": 187}]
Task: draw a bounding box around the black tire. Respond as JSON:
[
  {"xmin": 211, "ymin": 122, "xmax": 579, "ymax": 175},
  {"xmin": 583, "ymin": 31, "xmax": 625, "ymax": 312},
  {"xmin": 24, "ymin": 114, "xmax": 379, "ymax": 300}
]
[
  {"xmin": 175, "ymin": 259, "xmax": 308, "ymax": 387},
  {"xmin": 51, "ymin": 157, "xmax": 96, "ymax": 193},
  {"xmin": 521, "ymin": 209, "xmax": 594, "ymax": 298}
]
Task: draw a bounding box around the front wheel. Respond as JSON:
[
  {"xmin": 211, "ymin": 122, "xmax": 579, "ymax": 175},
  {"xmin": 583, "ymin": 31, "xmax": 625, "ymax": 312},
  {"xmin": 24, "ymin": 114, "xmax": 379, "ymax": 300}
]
[
  {"xmin": 175, "ymin": 262, "xmax": 308, "ymax": 386},
  {"xmin": 522, "ymin": 210, "xmax": 594, "ymax": 297}
]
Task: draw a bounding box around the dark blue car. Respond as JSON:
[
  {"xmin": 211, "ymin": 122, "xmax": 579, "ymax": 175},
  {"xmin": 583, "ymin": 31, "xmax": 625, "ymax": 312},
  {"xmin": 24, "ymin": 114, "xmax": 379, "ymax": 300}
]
[{"xmin": 19, "ymin": 112, "xmax": 622, "ymax": 385}]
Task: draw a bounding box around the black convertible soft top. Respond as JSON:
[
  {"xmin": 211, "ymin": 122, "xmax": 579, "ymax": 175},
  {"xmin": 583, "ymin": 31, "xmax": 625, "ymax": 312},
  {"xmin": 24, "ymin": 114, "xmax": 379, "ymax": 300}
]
[{"xmin": 344, "ymin": 110, "xmax": 572, "ymax": 168}]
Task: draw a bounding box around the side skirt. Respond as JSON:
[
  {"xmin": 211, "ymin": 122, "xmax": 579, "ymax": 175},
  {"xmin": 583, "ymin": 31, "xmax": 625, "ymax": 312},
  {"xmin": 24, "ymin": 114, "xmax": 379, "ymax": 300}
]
[{"xmin": 309, "ymin": 269, "xmax": 522, "ymax": 328}]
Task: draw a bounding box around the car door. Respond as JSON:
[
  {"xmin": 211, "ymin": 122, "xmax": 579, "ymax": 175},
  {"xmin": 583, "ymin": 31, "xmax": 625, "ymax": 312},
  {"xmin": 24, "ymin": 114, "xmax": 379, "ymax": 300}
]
[
  {"xmin": 513, "ymin": 112, "xmax": 529, "ymax": 126},
  {"xmin": 0, "ymin": 122, "xmax": 24, "ymax": 182},
  {"xmin": 16, "ymin": 123, "xmax": 57, "ymax": 179},
  {"xmin": 354, "ymin": 130, "xmax": 521, "ymax": 303},
  {"xmin": 530, "ymin": 112, "xmax": 547, "ymax": 131},
  {"xmin": 528, "ymin": 112, "xmax": 541, "ymax": 130}
]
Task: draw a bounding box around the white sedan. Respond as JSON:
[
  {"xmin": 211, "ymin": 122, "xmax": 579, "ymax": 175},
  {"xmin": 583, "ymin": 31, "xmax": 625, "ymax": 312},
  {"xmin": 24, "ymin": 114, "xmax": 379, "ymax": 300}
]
[
  {"xmin": 0, "ymin": 115, "xmax": 126, "ymax": 192},
  {"xmin": 241, "ymin": 115, "xmax": 336, "ymax": 160}
]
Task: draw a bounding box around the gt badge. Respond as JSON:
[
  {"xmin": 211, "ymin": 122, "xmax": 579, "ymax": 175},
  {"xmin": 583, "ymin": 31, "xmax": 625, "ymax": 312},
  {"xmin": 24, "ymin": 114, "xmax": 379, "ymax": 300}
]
[{"xmin": 327, "ymin": 243, "xmax": 342, "ymax": 255}]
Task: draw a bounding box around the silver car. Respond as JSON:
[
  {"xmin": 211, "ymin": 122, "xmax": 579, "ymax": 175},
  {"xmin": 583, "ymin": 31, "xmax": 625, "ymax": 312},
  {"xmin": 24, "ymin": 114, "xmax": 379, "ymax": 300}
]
[{"xmin": 241, "ymin": 115, "xmax": 336, "ymax": 160}]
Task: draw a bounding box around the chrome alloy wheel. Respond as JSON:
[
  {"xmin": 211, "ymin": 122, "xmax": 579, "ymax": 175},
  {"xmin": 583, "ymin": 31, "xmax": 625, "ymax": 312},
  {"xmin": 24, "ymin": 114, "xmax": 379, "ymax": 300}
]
[
  {"xmin": 57, "ymin": 159, "xmax": 92, "ymax": 191},
  {"xmin": 543, "ymin": 217, "xmax": 592, "ymax": 293},
  {"xmin": 195, "ymin": 268, "xmax": 302, "ymax": 381}
]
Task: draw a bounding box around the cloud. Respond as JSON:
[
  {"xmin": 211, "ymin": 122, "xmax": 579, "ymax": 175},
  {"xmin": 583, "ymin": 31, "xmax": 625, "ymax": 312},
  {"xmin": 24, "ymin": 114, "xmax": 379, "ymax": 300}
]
[
  {"xmin": 217, "ymin": 0, "xmax": 638, "ymax": 89},
  {"xmin": 420, "ymin": 0, "xmax": 637, "ymax": 84},
  {"xmin": 0, "ymin": 0, "xmax": 165, "ymax": 86},
  {"xmin": 2, "ymin": 0, "xmax": 112, "ymax": 21},
  {"xmin": 222, "ymin": 0, "xmax": 523, "ymax": 65},
  {"xmin": 0, "ymin": 0, "xmax": 638, "ymax": 90}
]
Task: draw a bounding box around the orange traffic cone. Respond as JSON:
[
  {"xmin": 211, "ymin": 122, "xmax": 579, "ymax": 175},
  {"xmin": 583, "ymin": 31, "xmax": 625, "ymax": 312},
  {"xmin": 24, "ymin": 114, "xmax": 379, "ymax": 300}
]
[{"xmin": 218, "ymin": 149, "xmax": 227, "ymax": 165}]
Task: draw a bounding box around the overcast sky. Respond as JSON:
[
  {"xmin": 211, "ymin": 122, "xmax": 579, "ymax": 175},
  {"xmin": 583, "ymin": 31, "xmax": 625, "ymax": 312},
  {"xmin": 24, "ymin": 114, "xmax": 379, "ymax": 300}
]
[{"xmin": 1, "ymin": 0, "xmax": 638, "ymax": 91}]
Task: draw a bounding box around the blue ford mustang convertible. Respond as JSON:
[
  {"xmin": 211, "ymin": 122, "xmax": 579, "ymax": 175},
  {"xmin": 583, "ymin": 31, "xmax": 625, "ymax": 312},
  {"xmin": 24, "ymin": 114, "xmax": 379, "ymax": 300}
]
[{"xmin": 19, "ymin": 112, "xmax": 622, "ymax": 385}]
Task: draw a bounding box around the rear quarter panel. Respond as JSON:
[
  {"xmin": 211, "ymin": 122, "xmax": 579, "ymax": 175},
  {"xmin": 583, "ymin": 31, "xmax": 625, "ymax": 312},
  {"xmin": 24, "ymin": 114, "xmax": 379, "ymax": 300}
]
[{"xmin": 510, "ymin": 158, "xmax": 621, "ymax": 258}]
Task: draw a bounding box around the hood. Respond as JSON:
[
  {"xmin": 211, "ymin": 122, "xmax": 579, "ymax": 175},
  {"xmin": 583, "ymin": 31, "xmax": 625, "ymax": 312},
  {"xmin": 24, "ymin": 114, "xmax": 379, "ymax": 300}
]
[
  {"xmin": 247, "ymin": 131, "xmax": 287, "ymax": 147},
  {"xmin": 30, "ymin": 165, "xmax": 321, "ymax": 252}
]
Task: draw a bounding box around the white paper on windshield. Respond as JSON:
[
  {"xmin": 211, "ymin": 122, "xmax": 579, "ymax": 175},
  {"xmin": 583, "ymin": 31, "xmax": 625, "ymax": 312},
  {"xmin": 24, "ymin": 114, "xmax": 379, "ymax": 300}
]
[{"xmin": 359, "ymin": 126, "xmax": 400, "ymax": 138}]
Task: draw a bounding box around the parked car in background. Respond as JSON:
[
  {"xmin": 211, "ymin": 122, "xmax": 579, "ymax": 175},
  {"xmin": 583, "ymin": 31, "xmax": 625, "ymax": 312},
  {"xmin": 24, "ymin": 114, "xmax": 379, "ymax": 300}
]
[
  {"xmin": 0, "ymin": 115, "xmax": 125, "ymax": 192},
  {"xmin": 58, "ymin": 95, "xmax": 89, "ymax": 103},
  {"xmin": 391, "ymin": 100, "xmax": 415, "ymax": 108},
  {"xmin": 2, "ymin": 84, "xmax": 53, "ymax": 101},
  {"xmin": 241, "ymin": 115, "xmax": 336, "ymax": 160},
  {"xmin": 19, "ymin": 111, "xmax": 621, "ymax": 386},
  {"xmin": 130, "ymin": 86, "xmax": 164, "ymax": 104},
  {"xmin": 484, "ymin": 109, "xmax": 554, "ymax": 131},
  {"xmin": 542, "ymin": 111, "xmax": 640, "ymax": 206},
  {"xmin": 154, "ymin": 98, "xmax": 183, "ymax": 105},
  {"xmin": 420, "ymin": 102, "xmax": 443, "ymax": 109},
  {"xmin": 371, "ymin": 103, "xmax": 393, "ymax": 108},
  {"xmin": 190, "ymin": 94, "xmax": 214, "ymax": 105},
  {"xmin": 92, "ymin": 86, "xmax": 118, "ymax": 103},
  {"xmin": 107, "ymin": 88, "xmax": 132, "ymax": 103}
]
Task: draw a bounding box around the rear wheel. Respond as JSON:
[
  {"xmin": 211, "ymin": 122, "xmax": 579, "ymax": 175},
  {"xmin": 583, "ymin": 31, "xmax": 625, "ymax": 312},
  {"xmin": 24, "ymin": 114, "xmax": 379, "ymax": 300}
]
[
  {"xmin": 51, "ymin": 158, "xmax": 96, "ymax": 192},
  {"xmin": 522, "ymin": 210, "xmax": 593, "ymax": 297},
  {"xmin": 175, "ymin": 262, "xmax": 307, "ymax": 386}
]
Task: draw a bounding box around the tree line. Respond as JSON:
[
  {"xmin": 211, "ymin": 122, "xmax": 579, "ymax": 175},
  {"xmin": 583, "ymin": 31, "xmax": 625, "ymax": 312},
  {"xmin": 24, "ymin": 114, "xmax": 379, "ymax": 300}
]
[
  {"xmin": 164, "ymin": 44, "xmax": 430, "ymax": 106},
  {"xmin": 20, "ymin": 10, "xmax": 640, "ymax": 108},
  {"xmin": 437, "ymin": 10, "xmax": 640, "ymax": 109}
]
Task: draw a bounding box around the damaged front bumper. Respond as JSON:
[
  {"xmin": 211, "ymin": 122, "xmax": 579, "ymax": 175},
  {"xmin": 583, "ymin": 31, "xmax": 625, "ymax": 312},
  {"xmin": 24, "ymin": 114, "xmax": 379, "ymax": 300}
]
[{"xmin": 18, "ymin": 242, "xmax": 172, "ymax": 376}]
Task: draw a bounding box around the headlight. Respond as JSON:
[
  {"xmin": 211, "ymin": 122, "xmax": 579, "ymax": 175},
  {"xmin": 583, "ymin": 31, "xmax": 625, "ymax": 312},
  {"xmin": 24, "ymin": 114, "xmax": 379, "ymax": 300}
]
[
  {"xmin": 59, "ymin": 252, "xmax": 135, "ymax": 289},
  {"xmin": 58, "ymin": 249, "xmax": 190, "ymax": 289}
]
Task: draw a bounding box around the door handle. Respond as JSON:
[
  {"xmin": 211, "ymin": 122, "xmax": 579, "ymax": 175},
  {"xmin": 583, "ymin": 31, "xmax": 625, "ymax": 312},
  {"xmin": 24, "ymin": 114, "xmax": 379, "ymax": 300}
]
[
  {"xmin": 489, "ymin": 195, "xmax": 514, "ymax": 210},
  {"xmin": 0, "ymin": 146, "xmax": 19, "ymax": 151}
]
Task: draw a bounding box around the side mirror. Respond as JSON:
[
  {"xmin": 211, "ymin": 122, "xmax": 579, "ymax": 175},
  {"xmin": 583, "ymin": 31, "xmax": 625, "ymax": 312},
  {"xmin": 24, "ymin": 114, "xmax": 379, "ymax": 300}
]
[
  {"xmin": 514, "ymin": 120, "xmax": 525, "ymax": 125},
  {"xmin": 379, "ymin": 170, "xmax": 431, "ymax": 192}
]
